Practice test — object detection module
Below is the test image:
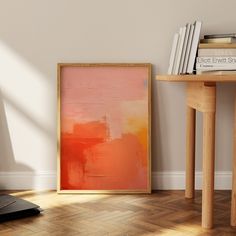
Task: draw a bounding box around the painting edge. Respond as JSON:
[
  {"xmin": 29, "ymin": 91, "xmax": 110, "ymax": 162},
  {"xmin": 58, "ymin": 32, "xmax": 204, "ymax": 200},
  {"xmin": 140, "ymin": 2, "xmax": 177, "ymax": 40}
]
[{"xmin": 57, "ymin": 63, "xmax": 152, "ymax": 194}]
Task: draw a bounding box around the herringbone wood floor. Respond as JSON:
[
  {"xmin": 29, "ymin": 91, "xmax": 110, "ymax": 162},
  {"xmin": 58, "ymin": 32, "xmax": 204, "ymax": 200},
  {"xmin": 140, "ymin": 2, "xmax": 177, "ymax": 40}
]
[{"xmin": 0, "ymin": 190, "xmax": 235, "ymax": 236}]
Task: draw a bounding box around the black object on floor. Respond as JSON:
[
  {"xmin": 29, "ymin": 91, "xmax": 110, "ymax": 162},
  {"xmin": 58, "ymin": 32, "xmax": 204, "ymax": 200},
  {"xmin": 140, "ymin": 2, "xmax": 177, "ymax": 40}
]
[{"xmin": 0, "ymin": 194, "xmax": 42, "ymax": 222}]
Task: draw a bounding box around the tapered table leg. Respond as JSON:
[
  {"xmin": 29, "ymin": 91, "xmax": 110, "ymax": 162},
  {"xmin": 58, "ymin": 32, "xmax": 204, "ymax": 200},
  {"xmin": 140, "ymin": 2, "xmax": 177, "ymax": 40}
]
[
  {"xmin": 231, "ymin": 96, "xmax": 236, "ymax": 226},
  {"xmin": 185, "ymin": 106, "xmax": 196, "ymax": 199},
  {"xmin": 202, "ymin": 112, "xmax": 215, "ymax": 229}
]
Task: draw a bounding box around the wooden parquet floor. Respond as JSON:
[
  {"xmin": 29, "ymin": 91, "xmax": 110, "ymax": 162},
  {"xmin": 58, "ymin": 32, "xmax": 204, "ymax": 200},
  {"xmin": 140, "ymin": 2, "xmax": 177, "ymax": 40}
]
[{"xmin": 0, "ymin": 190, "xmax": 236, "ymax": 236}]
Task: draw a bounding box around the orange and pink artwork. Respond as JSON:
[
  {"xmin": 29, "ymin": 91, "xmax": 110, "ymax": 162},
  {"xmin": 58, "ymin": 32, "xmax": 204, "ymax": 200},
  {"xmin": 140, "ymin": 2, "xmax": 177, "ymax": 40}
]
[{"xmin": 58, "ymin": 64, "xmax": 151, "ymax": 193}]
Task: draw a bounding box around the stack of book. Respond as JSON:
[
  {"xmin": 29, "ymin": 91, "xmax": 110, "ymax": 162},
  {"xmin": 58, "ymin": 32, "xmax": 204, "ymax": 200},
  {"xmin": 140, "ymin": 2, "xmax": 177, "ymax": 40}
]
[
  {"xmin": 168, "ymin": 21, "xmax": 202, "ymax": 75},
  {"xmin": 196, "ymin": 33, "xmax": 236, "ymax": 75}
]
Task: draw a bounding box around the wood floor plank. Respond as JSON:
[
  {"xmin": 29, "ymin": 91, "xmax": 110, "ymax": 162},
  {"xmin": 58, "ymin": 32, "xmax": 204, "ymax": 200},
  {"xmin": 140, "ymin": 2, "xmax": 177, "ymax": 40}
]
[{"xmin": 0, "ymin": 190, "xmax": 236, "ymax": 235}]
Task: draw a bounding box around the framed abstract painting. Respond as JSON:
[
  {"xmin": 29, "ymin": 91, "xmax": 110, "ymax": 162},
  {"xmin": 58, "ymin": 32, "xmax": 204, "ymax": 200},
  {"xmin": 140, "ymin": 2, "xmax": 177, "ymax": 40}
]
[{"xmin": 57, "ymin": 63, "xmax": 151, "ymax": 193}]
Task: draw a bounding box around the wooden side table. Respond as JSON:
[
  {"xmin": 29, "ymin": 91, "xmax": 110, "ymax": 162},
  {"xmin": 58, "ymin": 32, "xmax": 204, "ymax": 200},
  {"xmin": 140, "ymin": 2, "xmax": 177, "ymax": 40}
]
[
  {"xmin": 232, "ymin": 95, "xmax": 236, "ymax": 227},
  {"xmin": 156, "ymin": 75, "xmax": 236, "ymax": 229}
]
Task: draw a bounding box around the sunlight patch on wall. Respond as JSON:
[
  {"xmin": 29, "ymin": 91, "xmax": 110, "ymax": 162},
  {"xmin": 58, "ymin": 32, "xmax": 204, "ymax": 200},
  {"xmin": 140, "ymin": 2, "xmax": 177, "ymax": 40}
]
[{"xmin": 0, "ymin": 41, "xmax": 55, "ymax": 170}]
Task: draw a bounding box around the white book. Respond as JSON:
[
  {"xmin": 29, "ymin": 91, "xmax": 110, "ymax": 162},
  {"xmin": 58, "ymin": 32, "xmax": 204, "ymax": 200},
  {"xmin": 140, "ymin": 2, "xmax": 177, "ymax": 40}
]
[
  {"xmin": 196, "ymin": 70, "xmax": 236, "ymax": 75},
  {"xmin": 198, "ymin": 48, "xmax": 236, "ymax": 57},
  {"xmin": 179, "ymin": 23, "xmax": 191, "ymax": 74},
  {"xmin": 173, "ymin": 28, "xmax": 182, "ymax": 75},
  {"xmin": 201, "ymin": 37, "xmax": 236, "ymax": 43},
  {"xmin": 187, "ymin": 21, "xmax": 202, "ymax": 74},
  {"xmin": 168, "ymin": 33, "xmax": 179, "ymax": 74},
  {"xmin": 196, "ymin": 64, "xmax": 236, "ymax": 70},
  {"xmin": 196, "ymin": 56, "xmax": 236, "ymax": 64},
  {"xmin": 173, "ymin": 26, "xmax": 186, "ymax": 75},
  {"xmin": 204, "ymin": 33, "xmax": 236, "ymax": 39},
  {"xmin": 183, "ymin": 24, "xmax": 194, "ymax": 73}
]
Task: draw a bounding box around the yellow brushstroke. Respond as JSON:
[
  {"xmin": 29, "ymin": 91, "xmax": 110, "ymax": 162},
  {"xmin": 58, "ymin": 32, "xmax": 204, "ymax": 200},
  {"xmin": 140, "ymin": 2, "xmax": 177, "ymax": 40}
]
[
  {"xmin": 124, "ymin": 118, "xmax": 147, "ymax": 150},
  {"xmin": 121, "ymin": 100, "xmax": 148, "ymax": 149}
]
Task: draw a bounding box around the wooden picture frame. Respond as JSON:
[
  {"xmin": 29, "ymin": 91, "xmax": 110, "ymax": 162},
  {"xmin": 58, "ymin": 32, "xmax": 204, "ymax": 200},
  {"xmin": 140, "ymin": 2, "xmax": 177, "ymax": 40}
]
[{"xmin": 57, "ymin": 63, "xmax": 151, "ymax": 193}]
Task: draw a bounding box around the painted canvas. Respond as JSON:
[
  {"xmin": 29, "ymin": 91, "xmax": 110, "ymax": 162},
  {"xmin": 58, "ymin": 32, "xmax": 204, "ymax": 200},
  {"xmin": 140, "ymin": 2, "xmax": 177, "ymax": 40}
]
[{"xmin": 58, "ymin": 63, "xmax": 151, "ymax": 193}]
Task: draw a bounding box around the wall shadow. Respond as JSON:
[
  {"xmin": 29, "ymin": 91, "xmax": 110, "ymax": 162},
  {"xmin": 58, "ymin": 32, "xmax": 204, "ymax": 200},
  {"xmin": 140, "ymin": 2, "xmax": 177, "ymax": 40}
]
[{"xmin": 0, "ymin": 88, "xmax": 33, "ymax": 188}]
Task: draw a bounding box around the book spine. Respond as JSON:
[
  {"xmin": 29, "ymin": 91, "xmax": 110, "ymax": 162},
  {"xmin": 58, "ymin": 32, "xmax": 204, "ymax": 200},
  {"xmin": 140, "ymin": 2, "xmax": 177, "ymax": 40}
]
[
  {"xmin": 204, "ymin": 33, "xmax": 236, "ymax": 39},
  {"xmin": 196, "ymin": 70, "xmax": 236, "ymax": 75},
  {"xmin": 179, "ymin": 23, "xmax": 190, "ymax": 74},
  {"xmin": 196, "ymin": 56, "xmax": 236, "ymax": 64},
  {"xmin": 183, "ymin": 24, "xmax": 194, "ymax": 73},
  {"xmin": 187, "ymin": 21, "xmax": 202, "ymax": 74},
  {"xmin": 201, "ymin": 38, "xmax": 234, "ymax": 43},
  {"xmin": 198, "ymin": 48, "xmax": 236, "ymax": 57},
  {"xmin": 199, "ymin": 43, "xmax": 236, "ymax": 49},
  {"xmin": 168, "ymin": 33, "xmax": 179, "ymax": 75},
  {"xmin": 173, "ymin": 27, "xmax": 185, "ymax": 75},
  {"xmin": 196, "ymin": 64, "xmax": 236, "ymax": 70}
]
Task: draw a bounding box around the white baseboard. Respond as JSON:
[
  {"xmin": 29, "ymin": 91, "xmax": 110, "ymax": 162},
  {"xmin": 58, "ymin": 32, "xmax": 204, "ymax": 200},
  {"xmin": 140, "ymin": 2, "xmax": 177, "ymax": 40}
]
[
  {"xmin": 152, "ymin": 171, "xmax": 232, "ymax": 190},
  {"xmin": 0, "ymin": 171, "xmax": 232, "ymax": 190},
  {"xmin": 0, "ymin": 171, "xmax": 57, "ymax": 190}
]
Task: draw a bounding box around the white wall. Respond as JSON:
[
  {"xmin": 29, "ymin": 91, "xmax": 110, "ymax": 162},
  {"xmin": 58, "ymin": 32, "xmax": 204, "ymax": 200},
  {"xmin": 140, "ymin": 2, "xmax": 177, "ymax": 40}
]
[{"xmin": 0, "ymin": 0, "xmax": 236, "ymax": 189}]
